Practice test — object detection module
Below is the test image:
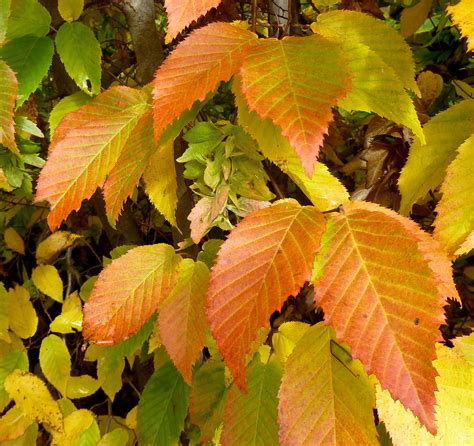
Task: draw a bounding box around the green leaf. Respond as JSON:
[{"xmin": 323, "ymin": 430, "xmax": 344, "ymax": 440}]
[
  {"xmin": 222, "ymin": 353, "xmax": 281, "ymax": 445},
  {"xmin": 137, "ymin": 360, "xmax": 190, "ymax": 446},
  {"xmin": 49, "ymin": 92, "xmax": 92, "ymax": 138},
  {"xmin": 278, "ymin": 323, "xmax": 378, "ymax": 445},
  {"xmin": 0, "ymin": 352, "xmax": 29, "ymax": 411},
  {"xmin": 0, "ymin": 0, "xmax": 11, "ymax": 44},
  {"xmin": 5, "ymin": 0, "xmax": 51, "ymax": 41},
  {"xmin": 0, "ymin": 36, "xmax": 54, "ymax": 106},
  {"xmin": 55, "ymin": 22, "xmax": 102, "ymax": 95},
  {"xmin": 58, "ymin": 0, "xmax": 84, "ymax": 22},
  {"xmin": 399, "ymin": 100, "xmax": 474, "ymax": 214}
]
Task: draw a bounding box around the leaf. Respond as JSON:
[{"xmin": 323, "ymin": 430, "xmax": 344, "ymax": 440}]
[
  {"xmin": 35, "ymin": 87, "xmax": 148, "ymax": 230},
  {"xmin": 240, "ymin": 34, "xmax": 350, "ymax": 176},
  {"xmin": 400, "ymin": 0, "xmax": 433, "ymax": 38},
  {"xmin": 315, "ymin": 10, "xmax": 420, "ymax": 95},
  {"xmin": 278, "ymin": 323, "xmax": 378, "ymax": 445},
  {"xmin": 234, "ymin": 83, "xmax": 349, "ymax": 211},
  {"xmin": 49, "ymin": 92, "xmax": 92, "ymax": 139},
  {"xmin": 0, "ymin": 284, "xmax": 10, "ymax": 343},
  {"xmin": 153, "ymin": 22, "xmax": 256, "ymax": 141},
  {"xmin": 0, "ymin": 60, "xmax": 18, "ymax": 153},
  {"xmin": 0, "ymin": 407, "xmax": 34, "ymax": 442},
  {"xmin": 32, "ymin": 265, "xmax": 63, "ymax": 302},
  {"xmin": 50, "ymin": 292, "xmax": 83, "ymax": 334},
  {"xmin": 103, "ymin": 110, "xmax": 155, "ymax": 226},
  {"xmin": 399, "ymin": 99, "xmax": 474, "ymax": 215},
  {"xmin": 137, "ymin": 360, "xmax": 190, "ymax": 446},
  {"xmin": 55, "ymin": 22, "xmax": 102, "ymax": 95},
  {"xmin": 66, "ymin": 376, "xmax": 100, "ymax": 399},
  {"xmin": 448, "ymin": 0, "xmax": 474, "ymax": 53},
  {"xmin": 83, "ymin": 244, "xmax": 181, "ymax": 345},
  {"xmin": 312, "ymin": 201, "xmax": 447, "ymax": 433},
  {"xmin": 455, "ymin": 232, "xmax": 474, "ymax": 257},
  {"xmin": 189, "ymin": 359, "xmax": 227, "ymax": 443},
  {"xmin": 5, "ymin": 0, "xmax": 51, "ymax": 41},
  {"xmin": 97, "ymin": 428, "xmax": 129, "ymax": 446},
  {"xmin": 221, "ymin": 353, "xmax": 281, "ymax": 446},
  {"xmin": 4, "ymin": 228, "xmax": 24, "ymax": 255},
  {"xmin": 434, "ymin": 135, "xmax": 474, "ymax": 256},
  {"xmin": 4, "ymin": 370, "xmax": 63, "ymax": 433},
  {"xmin": 58, "ymin": 0, "xmax": 84, "ymax": 22},
  {"xmin": 0, "ymin": 352, "xmax": 29, "ymax": 411},
  {"xmin": 52, "ymin": 409, "xmax": 100, "ymax": 446},
  {"xmin": 0, "ymin": 36, "xmax": 54, "ymax": 106},
  {"xmin": 39, "ymin": 335, "xmax": 70, "ymax": 396},
  {"xmin": 272, "ymin": 321, "xmax": 310, "ymax": 364},
  {"xmin": 36, "ymin": 231, "xmax": 82, "ymax": 265},
  {"xmin": 158, "ymin": 260, "xmax": 209, "ymax": 383},
  {"xmin": 142, "ymin": 139, "xmax": 178, "ymax": 227},
  {"xmin": 164, "ymin": 0, "xmax": 222, "ymax": 40},
  {"xmin": 7, "ymin": 286, "xmax": 38, "ymax": 339},
  {"xmin": 207, "ymin": 199, "xmax": 325, "ymax": 388},
  {"xmin": 0, "ymin": 0, "xmax": 10, "ymax": 44}
]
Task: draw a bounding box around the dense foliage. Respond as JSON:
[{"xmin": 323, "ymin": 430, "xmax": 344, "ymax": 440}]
[{"xmin": 0, "ymin": 0, "xmax": 473, "ymax": 444}]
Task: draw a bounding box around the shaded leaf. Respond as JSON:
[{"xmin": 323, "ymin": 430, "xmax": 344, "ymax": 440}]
[
  {"xmin": 58, "ymin": 0, "xmax": 84, "ymax": 22},
  {"xmin": 0, "ymin": 284, "xmax": 9, "ymax": 343},
  {"xmin": 272, "ymin": 321, "xmax": 310, "ymax": 364},
  {"xmin": 207, "ymin": 200, "xmax": 325, "ymax": 388},
  {"xmin": 36, "ymin": 231, "xmax": 82, "ymax": 265},
  {"xmin": 0, "ymin": 352, "xmax": 29, "ymax": 411},
  {"xmin": 278, "ymin": 323, "xmax": 378, "ymax": 445},
  {"xmin": 158, "ymin": 259, "xmax": 209, "ymax": 383},
  {"xmin": 0, "ymin": 60, "xmax": 18, "ymax": 153},
  {"xmin": 400, "ymin": 0, "xmax": 433, "ymax": 38},
  {"xmin": 240, "ymin": 34, "xmax": 350, "ymax": 176},
  {"xmin": 97, "ymin": 428, "xmax": 129, "ymax": 446},
  {"xmin": 312, "ymin": 201, "xmax": 447, "ymax": 432},
  {"xmin": 4, "ymin": 228, "xmax": 24, "ymax": 255},
  {"xmin": 35, "ymin": 87, "xmax": 148, "ymax": 230},
  {"xmin": 83, "ymin": 244, "xmax": 181, "ymax": 345},
  {"xmin": 39, "ymin": 335, "xmax": 70, "ymax": 395},
  {"xmin": 153, "ymin": 22, "xmax": 256, "ymax": 141},
  {"xmin": 7, "ymin": 286, "xmax": 37, "ymax": 339},
  {"xmin": 5, "ymin": 0, "xmax": 50, "ymax": 41},
  {"xmin": 32, "ymin": 265, "xmax": 63, "ymax": 302},
  {"xmin": 0, "ymin": 407, "xmax": 34, "ymax": 442},
  {"xmin": 137, "ymin": 360, "xmax": 190, "ymax": 446},
  {"xmin": 399, "ymin": 100, "xmax": 474, "ymax": 215}
]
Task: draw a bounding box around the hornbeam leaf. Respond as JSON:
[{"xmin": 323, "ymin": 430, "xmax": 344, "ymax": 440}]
[
  {"xmin": 153, "ymin": 22, "xmax": 256, "ymax": 141},
  {"xmin": 103, "ymin": 110, "xmax": 155, "ymax": 226},
  {"xmin": 455, "ymin": 232, "xmax": 474, "ymax": 257},
  {"xmin": 0, "ymin": 0, "xmax": 11, "ymax": 44},
  {"xmin": 137, "ymin": 360, "xmax": 190, "ymax": 446},
  {"xmin": 0, "ymin": 60, "xmax": 18, "ymax": 153},
  {"xmin": 35, "ymin": 87, "xmax": 148, "ymax": 230},
  {"xmin": 239, "ymin": 35, "xmax": 351, "ymax": 176},
  {"xmin": 448, "ymin": 0, "xmax": 474, "ymax": 52},
  {"xmin": 5, "ymin": 0, "xmax": 51, "ymax": 41},
  {"xmin": 278, "ymin": 323, "xmax": 378, "ymax": 446},
  {"xmin": 164, "ymin": 0, "xmax": 222, "ymax": 40},
  {"xmin": 39, "ymin": 335, "xmax": 70, "ymax": 395},
  {"xmin": 434, "ymin": 135, "xmax": 474, "ymax": 256},
  {"xmin": 315, "ymin": 10, "xmax": 420, "ymax": 95},
  {"xmin": 399, "ymin": 100, "xmax": 474, "ymax": 215},
  {"xmin": 234, "ymin": 82, "xmax": 349, "ymax": 211},
  {"xmin": 207, "ymin": 200, "xmax": 325, "ymax": 388},
  {"xmin": 312, "ymin": 201, "xmax": 448, "ymax": 433},
  {"xmin": 83, "ymin": 244, "xmax": 181, "ymax": 345},
  {"xmin": 158, "ymin": 260, "xmax": 209, "ymax": 383},
  {"xmin": 221, "ymin": 354, "xmax": 281, "ymax": 446}
]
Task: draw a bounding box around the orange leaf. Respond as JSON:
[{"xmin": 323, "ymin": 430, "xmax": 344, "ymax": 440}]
[
  {"xmin": 239, "ymin": 34, "xmax": 351, "ymax": 176},
  {"xmin": 165, "ymin": 0, "xmax": 222, "ymax": 40},
  {"xmin": 207, "ymin": 199, "xmax": 325, "ymax": 388},
  {"xmin": 0, "ymin": 60, "xmax": 18, "ymax": 154},
  {"xmin": 312, "ymin": 201, "xmax": 447, "ymax": 433},
  {"xmin": 158, "ymin": 259, "xmax": 209, "ymax": 383},
  {"xmin": 153, "ymin": 22, "xmax": 256, "ymax": 141},
  {"xmin": 83, "ymin": 244, "xmax": 181, "ymax": 345},
  {"xmin": 36, "ymin": 87, "xmax": 148, "ymax": 230}
]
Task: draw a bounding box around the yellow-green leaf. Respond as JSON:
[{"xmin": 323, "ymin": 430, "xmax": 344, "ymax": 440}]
[
  {"xmin": 4, "ymin": 370, "xmax": 63, "ymax": 433},
  {"xmin": 36, "ymin": 231, "xmax": 82, "ymax": 265},
  {"xmin": 39, "ymin": 335, "xmax": 70, "ymax": 395},
  {"xmin": 272, "ymin": 321, "xmax": 310, "ymax": 364},
  {"xmin": 434, "ymin": 135, "xmax": 474, "ymax": 256},
  {"xmin": 0, "ymin": 407, "xmax": 34, "ymax": 442},
  {"xmin": 31, "ymin": 265, "xmax": 63, "ymax": 302},
  {"xmin": 399, "ymin": 99, "xmax": 474, "ymax": 214},
  {"xmin": 7, "ymin": 286, "xmax": 37, "ymax": 339},
  {"xmin": 66, "ymin": 376, "xmax": 100, "ymax": 400},
  {"xmin": 0, "ymin": 351, "xmax": 29, "ymax": 411},
  {"xmin": 4, "ymin": 228, "xmax": 25, "ymax": 255},
  {"xmin": 50, "ymin": 292, "xmax": 83, "ymax": 334},
  {"xmin": 97, "ymin": 428, "xmax": 129, "ymax": 446},
  {"xmin": 58, "ymin": 0, "xmax": 84, "ymax": 22}
]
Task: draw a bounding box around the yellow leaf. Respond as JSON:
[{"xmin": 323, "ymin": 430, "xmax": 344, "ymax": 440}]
[
  {"xmin": 0, "ymin": 407, "xmax": 34, "ymax": 442},
  {"xmin": 66, "ymin": 375, "xmax": 100, "ymax": 399},
  {"xmin": 4, "ymin": 228, "xmax": 25, "ymax": 255},
  {"xmin": 125, "ymin": 406, "xmax": 137, "ymax": 430},
  {"xmin": 0, "ymin": 283, "xmax": 10, "ymax": 343},
  {"xmin": 58, "ymin": 0, "xmax": 84, "ymax": 22},
  {"xmin": 7, "ymin": 286, "xmax": 37, "ymax": 339},
  {"xmin": 448, "ymin": 0, "xmax": 474, "ymax": 53},
  {"xmin": 31, "ymin": 265, "xmax": 63, "ymax": 302},
  {"xmin": 52, "ymin": 409, "xmax": 100, "ymax": 446},
  {"xmin": 455, "ymin": 232, "xmax": 474, "ymax": 257},
  {"xmin": 272, "ymin": 321, "xmax": 310, "ymax": 364},
  {"xmin": 36, "ymin": 231, "xmax": 81, "ymax": 265},
  {"xmin": 50, "ymin": 292, "xmax": 83, "ymax": 334},
  {"xmin": 4, "ymin": 370, "xmax": 63, "ymax": 433},
  {"xmin": 0, "ymin": 351, "xmax": 29, "ymax": 412},
  {"xmin": 143, "ymin": 139, "xmax": 178, "ymax": 227},
  {"xmin": 400, "ymin": 0, "xmax": 433, "ymax": 37},
  {"xmin": 0, "ymin": 168, "xmax": 13, "ymax": 192}
]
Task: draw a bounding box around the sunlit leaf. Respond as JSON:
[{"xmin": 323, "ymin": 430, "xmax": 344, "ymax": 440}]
[
  {"xmin": 448, "ymin": 0, "xmax": 474, "ymax": 52},
  {"xmin": 50, "ymin": 292, "xmax": 83, "ymax": 334},
  {"xmin": 52, "ymin": 409, "xmax": 100, "ymax": 446},
  {"xmin": 0, "ymin": 60, "xmax": 18, "ymax": 153},
  {"xmin": 7, "ymin": 286, "xmax": 37, "ymax": 339},
  {"xmin": 32, "ymin": 265, "xmax": 63, "ymax": 302},
  {"xmin": 5, "ymin": 0, "xmax": 50, "ymax": 41},
  {"xmin": 272, "ymin": 321, "xmax": 310, "ymax": 364},
  {"xmin": 0, "ymin": 352, "xmax": 28, "ymax": 411},
  {"xmin": 0, "ymin": 0, "xmax": 11, "ymax": 44},
  {"xmin": 58, "ymin": 0, "xmax": 84, "ymax": 22},
  {"xmin": 40, "ymin": 335, "xmax": 70, "ymax": 396}
]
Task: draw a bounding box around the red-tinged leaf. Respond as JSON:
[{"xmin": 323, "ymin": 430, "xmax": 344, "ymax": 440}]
[
  {"xmin": 207, "ymin": 199, "xmax": 325, "ymax": 389},
  {"xmin": 153, "ymin": 22, "xmax": 256, "ymax": 141},
  {"xmin": 158, "ymin": 259, "xmax": 209, "ymax": 383},
  {"xmin": 0, "ymin": 60, "xmax": 18, "ymax": 154},
  {"xmin": 189, "ymin": 359, "xmax": 227, "ymax": 443},
  {"xmin": 222, "ymin": 354, "xmax": 282, "ymax": 446},
  {"xmin": 278, "ymin": 323, "xmax": 378, "ymax": 446},
  {"xmin": 312, "ymin": 201, "xmax": 446, "ymax": 433},
  {"xmin": 103, "ymin": 110, "xmax": 155, "ymax": 226},
  {"xmin": 165, "ymin": 0, "xmax": 222, "ymax": 40},
  {"xmin": 239, "ymin": 34, "xmax": 351, "ymax": 176},
  {"xmin": 35, "ymin": 87, "xmax": 148, "ymax": 230},
  {"xmin": 83, "ymin": 244, "xmax": 181, "ymax": 345}
]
